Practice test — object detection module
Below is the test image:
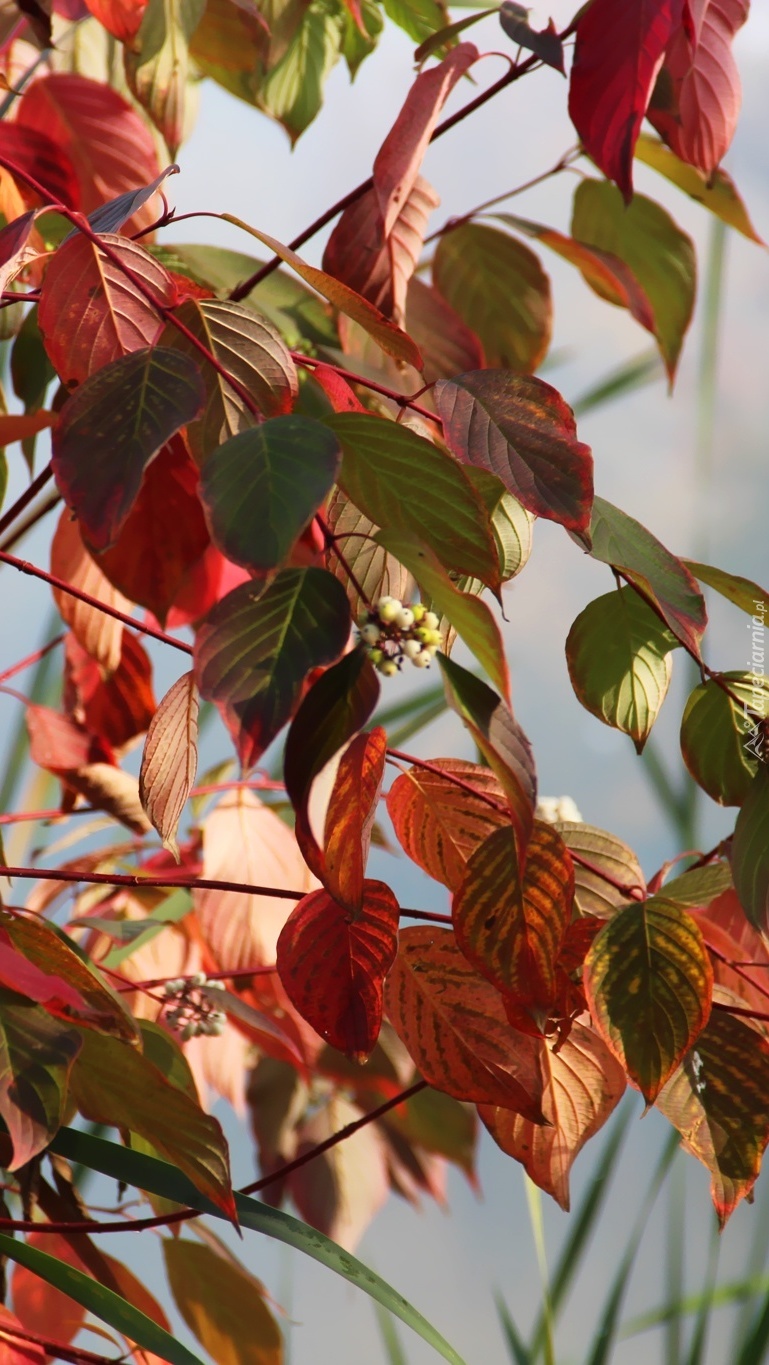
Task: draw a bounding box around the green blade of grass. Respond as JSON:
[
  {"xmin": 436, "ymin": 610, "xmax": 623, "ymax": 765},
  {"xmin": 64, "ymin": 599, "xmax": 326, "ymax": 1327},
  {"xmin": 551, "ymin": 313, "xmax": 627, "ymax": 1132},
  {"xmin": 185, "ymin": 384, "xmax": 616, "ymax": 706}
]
[
  {"xmin": 375, "ymin": 1300, "xmax": 410, "ymax": 1365},
  {"xmin": 584, "ymin": 1129, "xmax": 681, "ymax": 1365},
  {"xmin": 735, "ymin": 1286, "xmax": 769, "ymax": 1365},
  {"xmin": 495, "ymin": 1291, "xmax": 531, "ymax": 1365},
  {"xmin": 51, "ymin": 1128, "xmax": 467, "ymax": 1365},
  {"xmin": 684, "ymin": 1219, "xmax": 720, "ymax": 1365},
  {"xmin": 0, "ymin": 1231, "xmax": 207, "ymax": 1365},
  {"xmin": 525, "ymin": 1177, "xmax": 554, "ymax": 1365},
  {"xmin": 664, "ymin": 1157, "xmax": 686, "ymax": 1365},
  {"xmin": 571, "ymin": 351, "xmax": 661, "ymax": 418},
  {"xmin": 620, "ymin": 1273, "xmax": 769, "ymax": 1339}
]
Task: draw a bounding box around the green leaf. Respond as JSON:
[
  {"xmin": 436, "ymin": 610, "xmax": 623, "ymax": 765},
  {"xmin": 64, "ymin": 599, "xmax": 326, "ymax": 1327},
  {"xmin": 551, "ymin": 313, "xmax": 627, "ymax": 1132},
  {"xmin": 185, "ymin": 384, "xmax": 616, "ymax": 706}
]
[
  {"xmin": 438, "ymin": 653, "xmax": 536, "ymax": 855},
  {"xmin": 91, "ymin": 889, "xmax": 193, "ymax": 969},
  {"xmin": 50, "ymin": 1129, "xmax": 469, "ymax": 1365},
  {"xmin": 164, "ymin": 1239, "xmax": 283, "ymax": 1364},
  {"xmin": 732, "ymin": 766, "xmax": 769, "ymax": 935},
  {"xmin": 680, "ymin": 672, "xmax": 769, "ymax": 806},
  {"xmin": 565, "ymin": 587, "xmax": 679, "ymax": 751},
  {"xmin": 0, "ymin": 990, "xmax": 82, "ymax": 1168},
  {"xmin": 194, "ymin": 567, "xmax": 351, "ymax": 769},
  {"xmin": 465, "ymin": 467, "xmax": 533, "ymax": 581},
  {"xmin": 659, "ymin": 862, "xmax": 733, "ymax": 907},
  {"xmin": 51, "ymin": 346, "xmax": 205, "ymax": 551},
  {"xmin": 159, "ymin": 298, "xmax": 298, "ymax": 462},
  {"xmin": 570, "ymin": 179, "xmax": 696, "ymax": 383},
  {"xmin": 584, "ymin": 898, "xmax": 713, "ymax": 1104},
  {"xmin": 125, "ymin": 0, "xmax": 205, "ymax": 155},
  {"xmin": 376, "ymin": 529, "xmax": 509, "ymax": 698},
  {"xmin": 635, "ymin": 134, "xmax": 765, "ymax": 245},
  {"xmin": 656, "ymin": 1010, "xmax": 769, "ymax": 1227},
  {"xmin": 68, "ymin": 1029, "xmax": 236, "ymax": 1222},
  {"xmin": 327, "ymin": 411, "xmax": 502, "ymax": 590},
  {"xmin": 199, "ymin": 416, "xmax": 341, "ymax": 573},
  {"xmin": 0, "ymin": 1232, "xmax": 207, "ymax": 1365},
  {"xmin": 259, "ymin": 0, "xmax": 344, "ymax": 141},
  {"xmin": 382, "ymin": 0, "xmax": 449, "ymax": 45},
  {"xmin": 555, "ymin": 822, "xmax": 646, "ymax": 917},
  {"xmin": 683, "ymin": 560, "xmax": 769, "ymax": 619},
  {"xmin": 433, "ymin": 223, "xmax": 552, "ymax": 372},
  {"xmin": 578, "ymin": 495, "xmax": 707, "ymax": 658},
  {"xmin": 435, "ymin": 369, "xmax": 593, "ymax": 534}
]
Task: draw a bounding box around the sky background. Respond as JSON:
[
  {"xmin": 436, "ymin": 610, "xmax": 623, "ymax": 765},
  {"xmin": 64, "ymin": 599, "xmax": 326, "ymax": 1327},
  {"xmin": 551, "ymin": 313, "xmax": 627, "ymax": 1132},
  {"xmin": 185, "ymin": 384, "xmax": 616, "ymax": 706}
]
[{"xmin": 1, "ymin": 3, "xmax": 769, "ymax": 1362}]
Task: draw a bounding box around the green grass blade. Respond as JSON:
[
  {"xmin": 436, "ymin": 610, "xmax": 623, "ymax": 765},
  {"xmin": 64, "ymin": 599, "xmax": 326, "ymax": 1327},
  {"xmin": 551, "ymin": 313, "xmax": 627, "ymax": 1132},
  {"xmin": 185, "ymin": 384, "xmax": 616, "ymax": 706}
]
[
  {"xmin": 494, "ymin": 1290, "xmax": 531, "ymax": 1365},
  {"xmin": 0, "ymin": 1231, "xmax": 206, "ymax": 1365},
  {"xmin": 584, "ymin": 1129, "xmax": 680, "ymax": 1365},
  {"xmin": 375, "ymin": 1301, "xmax": 410, "ymax": 1365},
  {"xmin": 51, "ymin": 1128, "xmax": 468, "ymax": 1365},
  {"xmin": 664, "ymin": 1158, "xmax": 686, "ymax": 1365},
  {"xmin": 528, "ymin": 1099, "xmax": 633, "ymax": 1359},
  {"xmin": 375, "ymin": 681, "xmax": 448, "ymax": 749},
  {"xmin": 525, "ymin": 1177, "xmax": 554, "ymax": 1365},
  {"xmin": 620, "ymin": 1273, "xmax": 769, "ymax": 1338},
  {"xmin": 684, "ymin": 1219, "xmax": 720, "ymax": 1365},
  {"xmin": 571, "ymin": 351, "xmax": 661, "ymax": 418}
]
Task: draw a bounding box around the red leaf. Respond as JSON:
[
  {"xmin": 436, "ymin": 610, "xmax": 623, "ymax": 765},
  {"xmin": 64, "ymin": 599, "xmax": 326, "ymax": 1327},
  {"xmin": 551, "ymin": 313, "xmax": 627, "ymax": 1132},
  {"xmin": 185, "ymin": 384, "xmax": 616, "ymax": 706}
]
[
  {"xmin": 164, "ymin": 543, "xmax": 250, "ymax": 629},
  {"xmin": 50, "ymin": 509, "xmax": 133, "ymax": 676},
  {"xmin": 277, "ymin": 881, "xmax": 400, "ymax": 1061},
  {"xmin": 435, "ymin": 370, "xmax": 594, "ymax": 534},
  {"xmin": 568, "ymin": 0, "xmax": 692, "ymax": 200},
  {"xmin": 139, "ymin": 671, "xmax": 199, "ymax": 859},
  {"xmin": 648, "ymin": 0, "xmax": 749, "ymax": 175},
  {"xmin": 0, "ymin": 210, "xmax": 41, "ymax": 294},
  {"xmin": 385, "ymin": 926, "xmax": 547, "ymax": 1117},
  {"xmin": 309, "ymin": 363, "xmax": 367, "ymax": 414},
  {"xmin": 479, "ymin": 1020, "xmax": 626, "ymax": 1209},
  {"xmin": 11, "ymin": 1235, "xmax": 88, "ymax": 1347},
  {"xmin": 27, "ymin": 703, "xmax": 114, "ymax": 772},
  {"xmin": 38, "ymin": 234, "xmax": 175, "ymax": 388},
  {"xmin": 92, "ymin": 435, "xmax": 211, "ymax": 626},
  {"xmin": 17, "ymin": 74, "xmax": 162, "ymax": 233},
  {"xmin": 386, "ymin": 758, "xmax": 508, "ymax": 891},
  {"xmin": 83, "ymin": 0, "xmax": 148, "ymax": 41},
  {"xmin": 453, "ymin": 822, "xmax": 574, "ymax": 1013},
  {"xmin": 0, "ymin": 1307, "xmax": 46, "ymax": 1363},
  {"xmin": 373, "ymin": 44, "xmax": 478, "ymax": 237},
  {"xmin": 0, "ymin": 929, "xmax": 95, "ymax": 1022},
  {"xmin": 405, "ymin": 277, "xmax": 485, "ymax": 384},
  {"xmin": 0, "ymin": 122, "xmax": 79, "ymax": 208},
  {"xmin": 64, "ymin": 630, "xmax": 156, "ymax": 753},
  {"xmin": 322, "ymin": 727, "xmax": 386, "ymax": 913}
]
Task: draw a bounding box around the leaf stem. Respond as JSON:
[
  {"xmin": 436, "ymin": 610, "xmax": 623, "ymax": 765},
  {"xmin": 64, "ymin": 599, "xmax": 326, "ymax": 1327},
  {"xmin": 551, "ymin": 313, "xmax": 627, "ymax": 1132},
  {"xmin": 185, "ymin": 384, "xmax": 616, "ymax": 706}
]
[{"xmin": 293, "ymin": 352, "xmax": 436, "ymax": 422}]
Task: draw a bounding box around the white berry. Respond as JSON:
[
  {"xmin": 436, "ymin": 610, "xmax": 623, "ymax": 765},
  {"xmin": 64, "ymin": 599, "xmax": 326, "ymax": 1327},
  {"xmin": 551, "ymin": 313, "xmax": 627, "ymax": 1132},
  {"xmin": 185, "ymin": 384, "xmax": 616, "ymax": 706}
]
[
  {"xmin": 360, "ymin": 623, "xmax": 381, "ymax": 645},
  {"xmin": 412, "ymin": 651, "xmax": 431, "ymax": 668},
  {"xmin": 402, "ymin": 639, "xmax": 422, "ymax": 659},
  {"xmin": 423, "ymin": 611, "xmax": 440, "ymax": 631},
  {"xmin": 395, "ymin": 607, "xmax": 414, "ymax": 630}
]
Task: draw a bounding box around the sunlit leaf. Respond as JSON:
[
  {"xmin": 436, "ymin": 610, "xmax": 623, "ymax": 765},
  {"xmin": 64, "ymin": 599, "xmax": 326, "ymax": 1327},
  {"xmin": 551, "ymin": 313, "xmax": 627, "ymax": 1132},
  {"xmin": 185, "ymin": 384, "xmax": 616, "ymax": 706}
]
[
  {"xmin": 125, "ymin": 0, "xmax": 205, "ymax": 156},
  {"xmin": 435, "ymin": 368, "xmax": 594, "ymax": 534},
  {"xmin": 385, "ymin": 926, "xmax": 546, "ymax": 1117},
  {"xmin": 325, "ymin": 488, "xmax": 413, "ymax": 618},
  {"xmin": 163, "ymin": 1239, "xmax": 282, "ymax": 1365},
  {"xmin": 199, "ymin": 417, "xmax": 341, "ymax": 573},
  {"xmin": 635, "ymin": 133, "xmax": 764, "ymax": 244},
  {"xmin": 480, "ymin": 1020, "xmax": 625, "ymax": 1209},
  {"xmin": 683, "ymin": 559, "xmax": 769, "ymax": 618},
  {"xmin": 258, "ymin": 0, "xmax": 345, "ymax": 142},
  {"xmin": 680, "ymin": 672, "xmax": 769, "ymax": 806},
  {"xmin": 584, "ymin": 896, "xmax": 713, "ymax": 1103},
  {"xmin": 387, "ymin": 758, "xmax": 507, "ymax": 891},
  {"xmin": 565, "ymin": 586, "xmax": 679, "ymax": 751},
  {"xmin": 405, "ymin": 277, "xmax": 484, "ymax": 384},
  {"xmin": 433, "ymin": 223, "xmax": 551, "ymax": 372},
  {"xmin": 555, "ymin": 822, "xmax": 646, "ymax": 917},
  {"xmin": 453, "ymin": 822, "xmax": 573, "ymax": 1012},
  {"xmin": 323, "ymin": 727, "xmax": 386, "ymax": 912},
  {"xmin": 656, "ymin": 1007, "xmax": 769, "ymax": 1227},
  {"xmin": 193, "ymin": 568, "xmax": 351, "ymax": 769},
  {"xmin": 50, "ymin": 508, "xmax": 131, "ymax": 676},
  {"xmin": 570, "ymin": 179, "xmax": 696, "ymax": 383},
  {"xmin": 277, "ymin": 880, "xmax": 399, "ymax": 1061},
  {"xmin": 52, "ymin": 347, "xmax": 205, "ymax": 551},
  {"xmin": 139, "ymin": 670, "xmax": 199, "ymax": 858},
  {"xmin": 288, "ymin": 1092, "xmax": 391, "ymax": 1250}
]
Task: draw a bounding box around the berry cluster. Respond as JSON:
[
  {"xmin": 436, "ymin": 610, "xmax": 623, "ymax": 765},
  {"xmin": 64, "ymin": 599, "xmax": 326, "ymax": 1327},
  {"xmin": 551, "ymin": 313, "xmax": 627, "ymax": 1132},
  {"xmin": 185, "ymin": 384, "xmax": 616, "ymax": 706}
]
[
  {"xmin": 163, "ymin": 972, "xmax": 227, "ymax": 1040},
  {"xmin": 358, "ymin": 597, "xmax": 443, "ymax": 676}
]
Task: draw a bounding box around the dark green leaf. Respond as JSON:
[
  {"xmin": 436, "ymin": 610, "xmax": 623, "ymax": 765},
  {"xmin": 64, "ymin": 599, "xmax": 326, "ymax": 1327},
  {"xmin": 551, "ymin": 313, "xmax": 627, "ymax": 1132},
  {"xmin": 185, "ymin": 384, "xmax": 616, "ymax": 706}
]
[
  {"xmin": 732, "ymin": 766, "xmax": 769, "ymax": 935},
  {"xmin": 680, "ymin": 672, "xmax": 769, "ymax": 806},
  {"xmin": 200, "ymin": 416, "xmax": 341, "ymax": 573},
  {"xmin": 51, "ymin": 347, "xmax": 205, "ymax": 550},
  {"xmin": 194, "ymin": 567, "xmax": 351, "ymax": 769},
  {"xmin": 327, "ymin": 412, "xmax": 502, "ymax": 590}
]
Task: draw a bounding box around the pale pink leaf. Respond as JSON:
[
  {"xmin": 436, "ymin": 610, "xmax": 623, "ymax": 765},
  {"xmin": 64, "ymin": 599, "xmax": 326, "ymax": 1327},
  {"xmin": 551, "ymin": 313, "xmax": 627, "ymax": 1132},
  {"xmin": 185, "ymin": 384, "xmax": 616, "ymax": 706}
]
[
  {"xmin": 288, "ymin": 1095, "xmax": 390, "ymax": 1250},
  {"xmin": 195, "ymin": 790, "xmax": 318, "ymax": 971},
  {"xmin": 139, "ymin": 671, "xmax": 199, "ymax": 860},
  {"xmin": 373, "ymin": 43, "xmax": 478, "ymax": 237},
  {"xmin": 50, "ymin": 509, "xmax": 133, "ymax": 675}
]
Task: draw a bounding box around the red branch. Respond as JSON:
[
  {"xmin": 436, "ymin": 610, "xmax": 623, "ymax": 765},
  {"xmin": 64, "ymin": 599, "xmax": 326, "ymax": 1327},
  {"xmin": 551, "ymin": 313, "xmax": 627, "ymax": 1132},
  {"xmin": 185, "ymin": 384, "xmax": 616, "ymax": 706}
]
[
  {"xmin": 0, "ymin": 864, "xmax": 303, "ymax": 899},
  {"xmin": 0, "ymin": 548, "xmax": 193, "ymax": 656},
  {"xmin": 293, "ymin": 352, "xmax": 437, "ymax": 423},
  {"xmin": 0, "ymin": 633, "xmax": 64, "ymax": 685},
  {"xmin": 0, "ymin": 1080, "xmax": 428, "ymax": 1237},
  {"xmin": 0, "ymin": 1324, "xmax": 119, "ymax": 1365}
]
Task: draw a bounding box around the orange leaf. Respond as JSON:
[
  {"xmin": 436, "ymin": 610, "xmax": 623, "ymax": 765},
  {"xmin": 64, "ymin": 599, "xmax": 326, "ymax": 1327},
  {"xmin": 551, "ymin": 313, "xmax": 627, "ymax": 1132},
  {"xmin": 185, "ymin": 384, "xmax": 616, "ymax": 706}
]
[
  {"xmin": 0, "ymin": 411, "xmax": 56, "ymax": 444},
  {"xmin": 387, "ymin": 757, "xmax": 508, "ymax": 891},
  {"xmin": 453, "ymin": 821, "xmax": 574, "ymax": 1012},
  {"xmin": 479, "ymin": 1020, "xmax": 626, "ymax": 1209},
  {"xmin": 323, "ymin": 727, "xmax": 386, "ymax": 912},
  {"xmin": 0, "ymin": 1307, "xmax": 46, "ymax": 1364},
  {"xmin": 277, "ymin": 880, "xmax": 400, "ymax": 1061},
  {"xmin": 384, "ymin": 926, "xmax": 546, "ymax": 1118},
  {"xmin": 139, "ymin": 671, "xmax": 199, "ymax": 860},
  {"xmin": 64, "ymin": 630, "xmax": 156, "ymax": 754},
  {"xmin": 50, "ymin": 508, "xmax": 133, "ymax": 676},
  {"xmin": 12, "ymin": 1234, "xmax": 88, "ymax": 1345}
]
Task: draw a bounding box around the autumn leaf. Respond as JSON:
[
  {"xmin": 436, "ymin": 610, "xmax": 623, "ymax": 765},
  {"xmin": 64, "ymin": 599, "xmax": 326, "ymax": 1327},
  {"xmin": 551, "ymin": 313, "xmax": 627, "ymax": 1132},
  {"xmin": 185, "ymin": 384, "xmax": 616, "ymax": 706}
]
[
  {"xmin": 0, "ymin": 991, "xmax": 82, "ymax": 1168},
  {"xmin": 277, "ymin": 880, "xmax": 399, "ymax": 1061},
  {"xmin": 288, "ymin": 1094, "xmax": 391, "ymax": 1250},
  {"xmin": 322, "ymin": 727, "xmax": 387, "ymax": 913},
  {"xmin": 64, "ymin": 630, "xmax": 156, "ymax": 753},
  {"xmin": 163, "ymin": 1239, "xmax": 282, "ymax": 1365},
  {"xmin": 387, "ymin": 758, "xmax": 508, "ymax": 891},
  {"xmin": 50, "ymin": 509, "xmax": 132, "ymax": 676},
  {"xmin": 139, "ymin": 670, "xmax": 199, "ymax": 858}
]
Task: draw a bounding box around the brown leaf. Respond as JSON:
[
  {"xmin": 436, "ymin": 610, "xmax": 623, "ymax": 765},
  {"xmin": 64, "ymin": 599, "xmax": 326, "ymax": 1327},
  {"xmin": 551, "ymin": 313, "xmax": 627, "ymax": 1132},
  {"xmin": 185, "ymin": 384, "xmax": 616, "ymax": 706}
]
[{"xmin": 140, "ymin": 671, "xmax": 199, "ymax": 859}]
